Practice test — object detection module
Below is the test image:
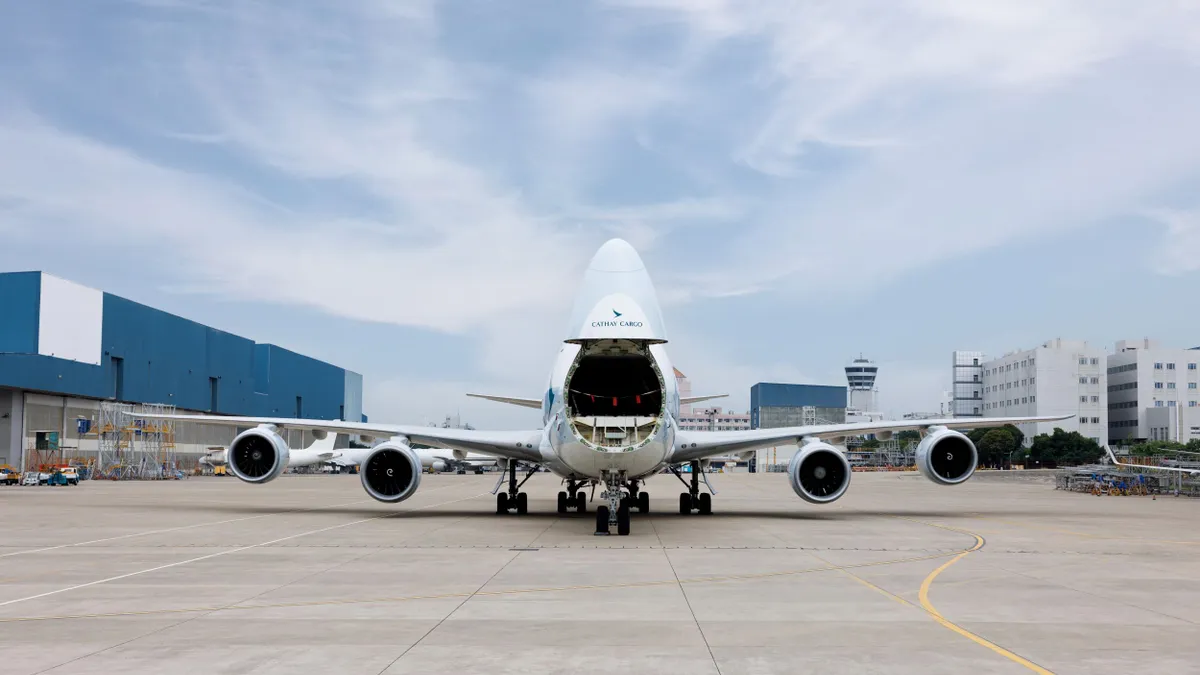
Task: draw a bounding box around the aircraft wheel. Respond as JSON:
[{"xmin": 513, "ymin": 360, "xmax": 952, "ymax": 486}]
[
  {"xmin": 617, "ymin": 503, "xmax": 631, "ymax": 536},
  {"xmin": 557, "ymin": 491, "xmax": 568, "ymax": 514},
  {"xmin": 516, "ymin": 492, "xmax": 528, "ymax": 515},
  {"xmin": 698, "ymin": 492, "xmax": 712, "ymax": 515},
  {"xmin": 638, "ymin": 491, "xmax": 650, "ymax": 514},
  {"xmin": 595, "ymin": 505, "xmax": 610, "ymax": 535},
  {"xmin": 575, "ymin": 491, "xmax": 587, "ymax": 513},
  {"xmin": 497, "ymin": 492, "xmax": 509, "ymax": 514},
  {"xmin": 679, "ymin": 492, "xmax": 692, "ymax": 515}
]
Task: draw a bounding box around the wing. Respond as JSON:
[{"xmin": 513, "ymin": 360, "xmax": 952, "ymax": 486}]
[
  {"xmin": 130, "ymin": 413, "xmax": 545, "ymax": 463},
  {"xmin": 466, "ymin": 393, "xmax": 543, "ymax": 409},
  {"xmin": 680, "ymin": 394, "xmax": 728, "ymax": 406},
  {"xmin": 670, "ymin": 415, "xmax": 1074, "ymax": 464},
  {"xmin": 1104, "ymin": 446, "xmax": 1200, "ymax": 475}
]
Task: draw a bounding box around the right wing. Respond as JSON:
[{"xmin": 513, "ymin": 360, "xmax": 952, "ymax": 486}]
[
  {"xmin": 130, "ymin": 413, "xmax": 545, "ymax": 463},
  {"xmin": 1104, "ymin": 446, "xmax": 1200, "ymax": 476}
]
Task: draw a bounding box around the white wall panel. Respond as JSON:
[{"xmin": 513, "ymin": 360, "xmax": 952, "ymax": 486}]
[{"xmin": 38, "ymin": 273, "xmax": 103, "ymax": 365}]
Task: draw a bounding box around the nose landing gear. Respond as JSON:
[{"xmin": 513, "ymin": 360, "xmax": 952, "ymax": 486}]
[{"xmin": 594, "ymin": 471, "xmax": 643, "ymax": 536}]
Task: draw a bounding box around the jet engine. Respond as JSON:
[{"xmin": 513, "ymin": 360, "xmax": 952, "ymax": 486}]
[
  {"xmin": 788, "ymin": 441, "xmax": 852, "ymax": 504},
  {"xmin": 360, "ymin": 440, "xmax": 422, "ymax": 503},
  {"xmin": 227, "ymin": 426, "xmax": 290, "ymax": 484},
  {"xmin": 430, "ymin": 460, "xmax": 448, "ymax": 473},
  {"xmin": 916, "ymin": 427, "xmax": 978, "ymax": 486}
]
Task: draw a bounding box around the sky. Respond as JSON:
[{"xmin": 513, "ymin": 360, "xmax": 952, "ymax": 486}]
[{"xmin": 2, "ymin": 1, "xmax": 1200, "ymax": 429}]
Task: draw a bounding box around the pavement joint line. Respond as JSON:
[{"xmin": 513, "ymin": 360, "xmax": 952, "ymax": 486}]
[
  {"xmin": 0, "ymin": 490, "xmax": 487, "ymax": 610},
  {"xmin": 0, "ymin": 495, "xmax": 389, "ymax": 559},
  {"xmin": 971, "ymin": 516, "xmax": 1200, "ymax": 546},
  {"xmin": 0, "ymin": 546, "xmax": 976, "ymax": 624}
]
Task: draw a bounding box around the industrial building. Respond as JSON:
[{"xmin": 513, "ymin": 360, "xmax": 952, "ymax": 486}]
[
  {"xmin": 979, "ymin": 338, "xmax": 1107, "ymax": 445},
  {"xmin": 1107, "ymin": 339, "xmax": 1200, "ymax": 444},
  {"xmin": 750, "ymin": 383, "xmax": 847, "ymax": 429},
  {"xmin": 0, "ymin": 272, "xmax": 363, "ymax": 474}
]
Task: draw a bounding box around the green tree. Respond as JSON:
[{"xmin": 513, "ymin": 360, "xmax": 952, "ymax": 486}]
[
  {"xmin": 1130, "ymin": 440, "xmax": 1185, "ymax": 456},
  {"xmin": 1001, "ymin": 424, "xmax": 1025, "ymax": 450},
  {"xmin": 966, "ymin": 428, "xmax": 989, "ymax": 446},
  {"xmin": 1028, "ymin": 428, "xmax": 1104, "ymax": 466},
  {"xmin": 860, "ymin": 438, "xmax": 881, "ymax": 449},
  {"xmin": 977, "ymin": 428, "xmax": 1016, "ymax": 468},
  {"xmin": 897, "ymin": 430, "xmax": 922, "ymax": 443}
]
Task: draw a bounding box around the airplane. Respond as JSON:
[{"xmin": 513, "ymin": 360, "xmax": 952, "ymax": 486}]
[
  {"xmin": 1104, "ymin": 446, "xmax": 1200, "ymax": 477},
  {"xmin": 136, "ymin": 238, "xmax": 1071, "ymax": 536}
]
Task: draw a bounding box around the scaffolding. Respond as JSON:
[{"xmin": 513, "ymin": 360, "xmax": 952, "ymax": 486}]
[{"xmin": 92, "ymin": 401, "xmax": 178, "ymax": 479}]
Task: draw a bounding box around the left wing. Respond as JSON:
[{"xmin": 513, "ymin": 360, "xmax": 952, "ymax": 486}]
[
  {"xmin": 670, "ymin": 414, "xmax": 1073, "ymax": 464},
  {"xmin": 129, "ymin": 413, "xmax": 545, "ymax": 463}
]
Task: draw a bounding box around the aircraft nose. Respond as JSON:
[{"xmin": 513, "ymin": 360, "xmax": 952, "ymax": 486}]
[{"xmin": 588, "ymin": 239, "xmax": 645, "ymax": 273}]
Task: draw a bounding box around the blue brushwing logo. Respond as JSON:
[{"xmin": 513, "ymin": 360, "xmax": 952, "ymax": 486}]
[{"xmin": 612, "ymin": 309, "xmax": 623, "ymax": 318}]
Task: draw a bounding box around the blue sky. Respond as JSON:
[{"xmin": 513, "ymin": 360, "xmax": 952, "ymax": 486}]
[{"xmin": 2, "ymin": 1, "xmax": 1199, "ymax": 428}]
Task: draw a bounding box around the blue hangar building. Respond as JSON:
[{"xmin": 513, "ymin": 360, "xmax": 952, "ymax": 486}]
[
  {"xmin": 0, "ymin": 271, "xmax": 363, "ymax": 469},
  {"xmin": 750, "ymin": 382, "xmax": 848, "ymax": 429}
]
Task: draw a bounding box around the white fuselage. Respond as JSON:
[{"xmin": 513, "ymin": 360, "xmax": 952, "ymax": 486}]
[{"xmin": 530, "ymin": 239, "xmax": 680, "ymax": 482}]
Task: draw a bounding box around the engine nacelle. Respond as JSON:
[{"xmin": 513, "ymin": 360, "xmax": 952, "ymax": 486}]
[
  {"xmin": 916, "ymin": 428, "xmax": 978, "ymax": 486},
  {"xmin": 360, "ymin": 441, "xmax": 422, "ymax": 503},
  {"xmin": 430, "ymin": 460, "xmax": 447, "ymax": 473},
  {"xmin": 788, "ymin": 441, "xmax": 851, "ymax": 504},
  {"xmin": 228, "ymin": 426, "xmax": 290, "ymax": 484}
]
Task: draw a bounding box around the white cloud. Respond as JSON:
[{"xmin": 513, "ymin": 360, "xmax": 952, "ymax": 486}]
[
  {"xmin": 1147, "ymin": 209, "xmax": 1200, "ymax": 275},
  {"xmin": 4, "ymin": 1, "xmax": 1200, "ymax": 421}
]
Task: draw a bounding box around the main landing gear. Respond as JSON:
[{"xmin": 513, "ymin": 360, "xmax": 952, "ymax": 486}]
[
  {"xmin": 557, "ymin": 479, "xmax": 590, "ymax": 515},
  {"xmin": 594, "ymin": 473, "xmax": 650, "ymax": 536},
  {"xmin": 495, "ymin": 460, "xmax": 539, "ymax": 515},
  {"xmin": 672, "ymin": 461, "xmax": 713, "ymax": 515}
]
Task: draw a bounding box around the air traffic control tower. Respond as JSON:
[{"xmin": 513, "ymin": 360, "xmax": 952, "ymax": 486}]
[{"xmin": 845, "ymin": 356, "xmax": 878, "ymax": 416}]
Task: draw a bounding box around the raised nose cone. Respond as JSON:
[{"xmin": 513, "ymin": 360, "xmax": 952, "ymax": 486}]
[{"xmin": 589, "ymin": 239, "xmax": 645, "ymax": 273}]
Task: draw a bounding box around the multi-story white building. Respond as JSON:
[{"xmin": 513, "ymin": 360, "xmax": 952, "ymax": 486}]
[
  {"xmin": 678, "ymin": 407, "xmax": 751, "ymax": 432},
  {"xmin": 1107, "ymin": 339, "xmax": 1200, "ymax": 444},
  {"xmin": 981, "ymin": 338, "xmax": 1107, "ymax": 445},
  {"xmin": 951, "ymin": 351, "xmax": 985, "ymax": 417}
]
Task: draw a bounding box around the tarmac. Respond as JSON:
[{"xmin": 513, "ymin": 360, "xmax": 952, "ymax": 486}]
[{"xmin": 1, "ymin": 470, "xmax": 1197, "ymax": 675}]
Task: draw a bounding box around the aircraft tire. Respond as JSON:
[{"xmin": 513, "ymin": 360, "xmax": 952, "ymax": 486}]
[
  {"xmin": 638, "ymin": 491, "xmax": 650, "ymax": 514},
  {"xmin": 557, "ymin": 491, "xmax": 568, "ymax": 514},
  {"xmin": 497, "ymin": 492, "xmax": 509, "ymax": 514},
  {"xmin": 617, "ymin": 503, "xmax": 631, "ymax": 536},
  {"xmin": 698, "ymin": 492, "xmax": 712, "ymax": 515},
  {"xmin": 679, "ymin": 492, "xmax": 691, "ymax": 515},
  {"xmin": 595, "ymin": 505, "xmax": 610, "ymax": 535},
  {"xmin": 575, "ymin": 491, "xmax": 587, "ymax": 512},
  {"xmin": 516, "ymin": 492, "xmax": 528, "ymax": 515}
]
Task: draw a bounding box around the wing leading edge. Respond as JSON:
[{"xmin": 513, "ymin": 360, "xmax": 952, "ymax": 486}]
[
  {"xmin": 129, "ymin": 413, "xmax": 544, "ymax": 463},
  {"xmin": 670, "ymin": 414, "xmax": 1075, "ymax": 464}
]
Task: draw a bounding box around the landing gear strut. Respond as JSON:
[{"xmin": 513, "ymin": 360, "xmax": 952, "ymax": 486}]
[
  {"xmin": 672, "ymin": 461, "xmax": 712, "ymax": 515},
  {"xmin": 557, "ymin": 479, "xmax": 590, "ymax": 514},
  {"xmin": 495, "ymin": 460, "xmax": 538, "ymax": 515},
  {"xmin": 595, "ymin": 471, "xmax": 635, "ymax": 536}
]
